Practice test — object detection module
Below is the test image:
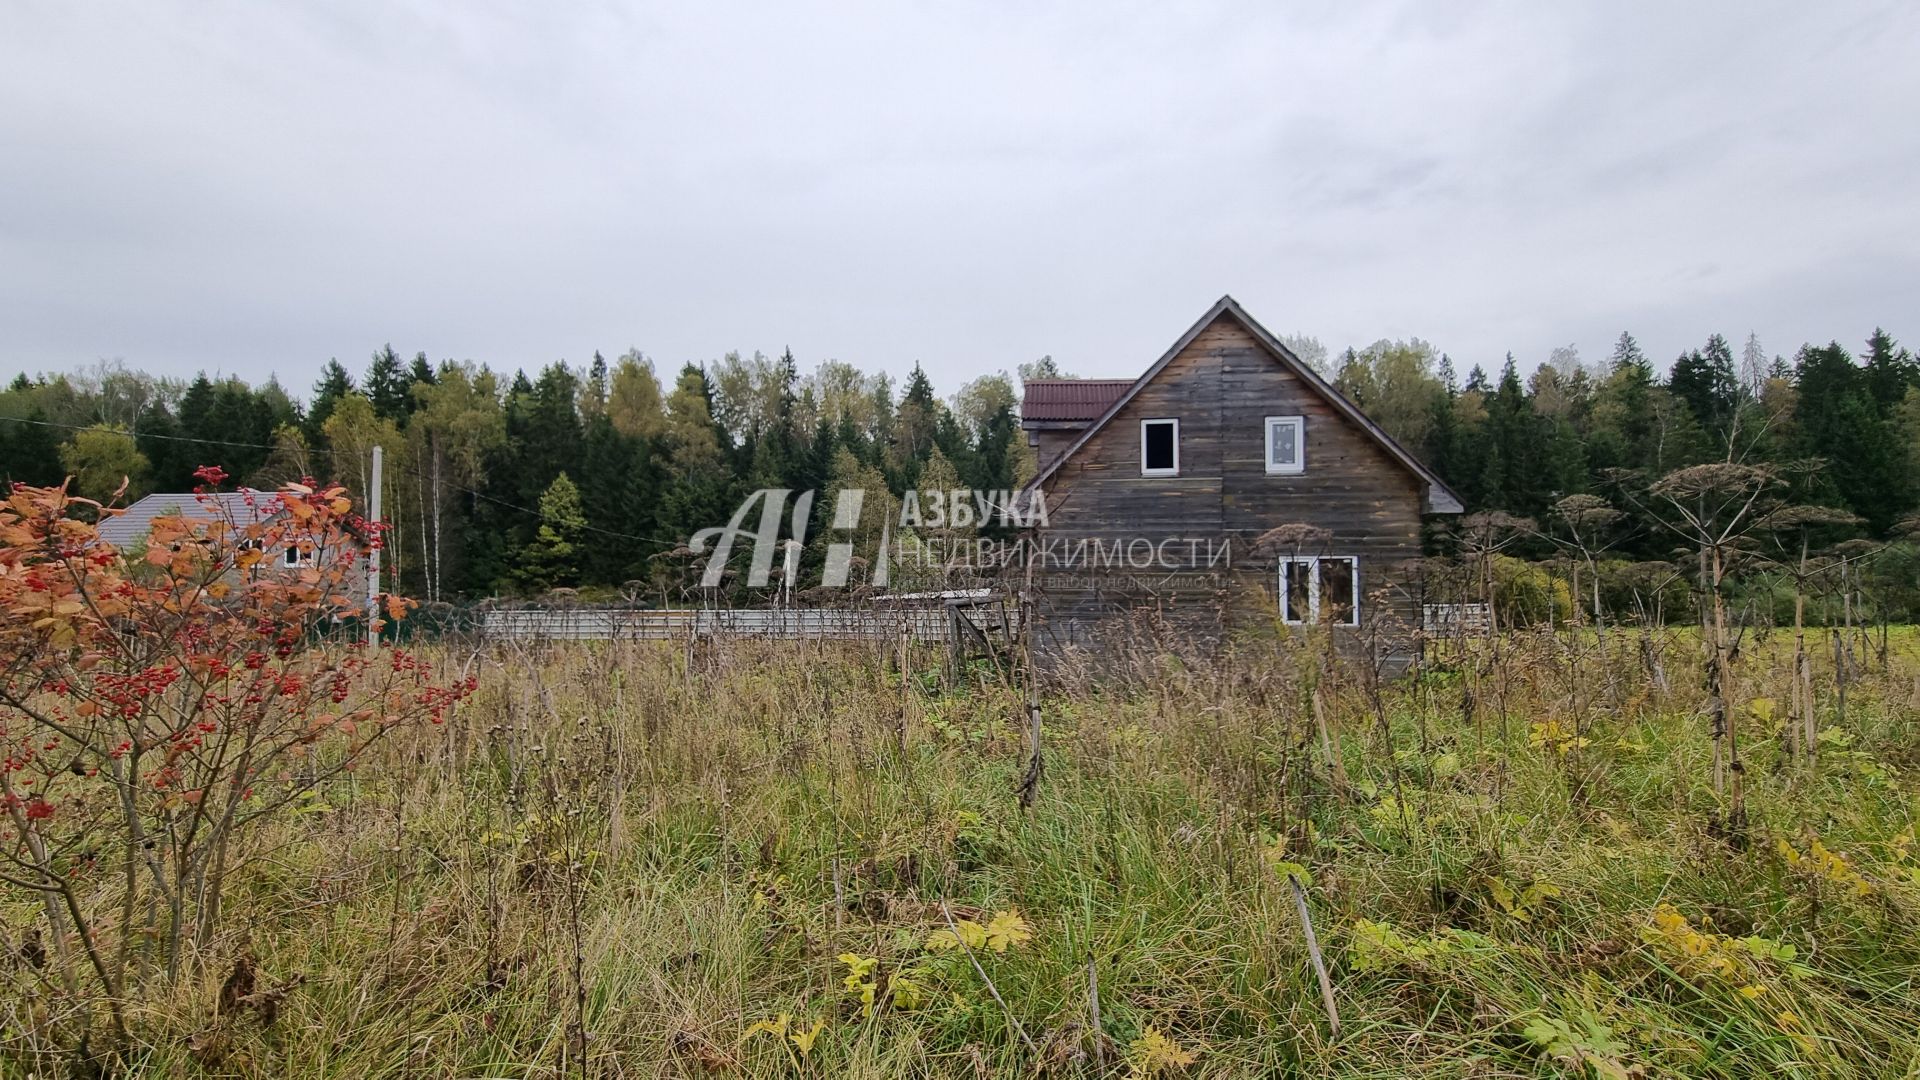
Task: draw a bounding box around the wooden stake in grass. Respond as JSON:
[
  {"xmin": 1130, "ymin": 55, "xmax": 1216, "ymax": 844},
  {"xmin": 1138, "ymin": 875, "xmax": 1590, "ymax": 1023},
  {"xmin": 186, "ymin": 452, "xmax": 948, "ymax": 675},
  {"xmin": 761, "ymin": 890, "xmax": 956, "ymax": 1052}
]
[
  {"xmin": 1087, "ymin": 953, "xmax": 1107, "ymax": 1067},
  {"xmin": 941, "ymin": 900, "xmax": 1038, "ymax": 1056},
  {"xmin": 1311, "ymin": 683, "xmax": 1347, "ymax": 788},
  {"xmin": 831, "ymin": 856, "xmax": 845, "ymax": 932},
  {"xmin": 1286, "ymin": 872, "xmax": 1341, "ymax": 1041},
  {"xmin": 1017, "ymin": 698, "xmax": 1044, "ymax": 811}
]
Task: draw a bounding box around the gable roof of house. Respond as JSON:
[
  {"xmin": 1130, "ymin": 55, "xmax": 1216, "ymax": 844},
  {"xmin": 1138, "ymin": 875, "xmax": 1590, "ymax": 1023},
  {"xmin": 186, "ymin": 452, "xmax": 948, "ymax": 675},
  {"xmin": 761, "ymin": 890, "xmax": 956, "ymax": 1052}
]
[
  {"xmin": 1020, "ymin": 379, "xmax": 1133, "ymax": 422},
  {"xmin": 96, "ymin": 492, "xmax": 285, "ymax": 550},
  {"xmin": 1027, "ymin": 295, "xmax": 1465, "ymax": 514}
]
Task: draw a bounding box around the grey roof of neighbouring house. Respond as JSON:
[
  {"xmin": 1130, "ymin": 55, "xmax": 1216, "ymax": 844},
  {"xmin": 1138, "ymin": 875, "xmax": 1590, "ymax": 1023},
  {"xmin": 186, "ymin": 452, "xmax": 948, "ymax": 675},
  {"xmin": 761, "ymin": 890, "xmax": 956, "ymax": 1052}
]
[{"xmin": 96, "ymin": 491, "xmax": 284, "ymax": 550}]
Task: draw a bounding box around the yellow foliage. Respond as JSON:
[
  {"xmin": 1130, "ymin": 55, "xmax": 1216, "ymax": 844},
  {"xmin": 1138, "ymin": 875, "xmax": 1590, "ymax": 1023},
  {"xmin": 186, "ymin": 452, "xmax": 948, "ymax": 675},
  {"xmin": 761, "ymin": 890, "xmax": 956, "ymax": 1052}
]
[
  {"xmin": 926, "ymin": 909, "xmax": 1033, "ymax": 954},
  {"xmin": 788, "ymin": 1019, "xmax": 825, "ymax": 1057},
  {"xmin": 839, "ymin": 953, "xmax": 879, "ymax": 1016},
  {"xmin": 926, "ymin": 921, "xmax": 987, "ymax": 952},
  {"xmin": 1778, "ymin": 836, "xmax": 1874, "ymax": 897},
  {"xmin": 1127, "ymin": 1024, "xmax": 1198, "ymax": 1077},
  {"xmin": 1642, "ymin": 903, "xmax": 1799, "ymax": 1003},
  {"xmin": 1485, "ymin": 875, "xmax": 1561, "ymax": 921},
  {"xmin": 1776, "ymin": 1010, "xmax": 1817, "ymax": 1054},
  {"xmin": 1528, "ymin": 719, "xmax": 1591, "ymax": 754},
  {"xmin": 983, "ymin": 909, "xmax": 1033, "ymax": 953},
  {"xmin": 742, "ymin": 1014, "xmax": 828, "ymax": 1059},
  {"xmin": 889, "ymin": 970, "xmax": 926, "ymax": 1011},
  {"xmin": 741, "ymin": 1013, "xmax": 791, "ymax": 1042}
]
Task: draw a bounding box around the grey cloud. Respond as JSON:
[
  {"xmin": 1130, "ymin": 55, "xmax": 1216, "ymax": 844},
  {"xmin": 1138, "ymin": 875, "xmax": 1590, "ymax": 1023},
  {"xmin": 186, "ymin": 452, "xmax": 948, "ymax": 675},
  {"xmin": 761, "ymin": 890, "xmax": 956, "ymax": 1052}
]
[{"xmin": 1, "ymin": 1, "xmax": 1915, "ymax": 393}]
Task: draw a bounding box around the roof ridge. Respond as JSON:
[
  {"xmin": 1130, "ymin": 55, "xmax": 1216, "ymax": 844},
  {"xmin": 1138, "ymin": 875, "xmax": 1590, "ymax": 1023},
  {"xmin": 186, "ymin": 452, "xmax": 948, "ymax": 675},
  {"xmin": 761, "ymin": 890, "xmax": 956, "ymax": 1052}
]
[{"xmin": 1023, "ymin": 296, "xmax": 1463, "ymax": 513}]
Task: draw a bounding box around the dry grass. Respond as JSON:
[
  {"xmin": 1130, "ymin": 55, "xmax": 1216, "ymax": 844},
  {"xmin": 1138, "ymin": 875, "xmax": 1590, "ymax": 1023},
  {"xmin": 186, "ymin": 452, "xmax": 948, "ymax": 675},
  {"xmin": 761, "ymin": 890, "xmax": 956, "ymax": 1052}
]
[{"xmin": 6, "ymin": 626, "xmax": 1920, "ymax": 1078}]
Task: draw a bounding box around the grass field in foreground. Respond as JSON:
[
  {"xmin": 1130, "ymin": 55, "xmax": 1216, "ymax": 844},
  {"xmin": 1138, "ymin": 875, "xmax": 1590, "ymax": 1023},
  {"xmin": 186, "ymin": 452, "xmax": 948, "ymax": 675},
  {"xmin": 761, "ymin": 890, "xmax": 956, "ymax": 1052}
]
[{"xmin": 6, "ymin": 627, "xmax": 1920, "ymax": 1078}]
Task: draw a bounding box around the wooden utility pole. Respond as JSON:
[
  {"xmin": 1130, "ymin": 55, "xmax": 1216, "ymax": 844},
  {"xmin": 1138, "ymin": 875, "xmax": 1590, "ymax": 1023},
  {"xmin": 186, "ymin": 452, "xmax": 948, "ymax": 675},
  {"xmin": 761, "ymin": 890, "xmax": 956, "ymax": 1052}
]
[{"xmin": 368, "ymin": 443, "xmax": 383, "ymax": 648}]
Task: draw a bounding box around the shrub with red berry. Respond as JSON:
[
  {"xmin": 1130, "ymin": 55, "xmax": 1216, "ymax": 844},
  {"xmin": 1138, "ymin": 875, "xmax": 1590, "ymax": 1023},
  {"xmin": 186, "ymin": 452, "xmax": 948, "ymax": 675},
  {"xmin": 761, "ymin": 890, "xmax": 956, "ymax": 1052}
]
[{"xmin": 0, "ymin": 476, "xmax": 473, "ymax": 1038}]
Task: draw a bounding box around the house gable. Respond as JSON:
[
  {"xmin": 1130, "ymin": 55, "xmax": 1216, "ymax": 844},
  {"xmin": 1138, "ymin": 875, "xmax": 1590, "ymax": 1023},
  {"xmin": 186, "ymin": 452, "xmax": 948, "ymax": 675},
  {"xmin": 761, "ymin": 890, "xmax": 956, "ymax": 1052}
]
[{"xmin": 1028, "ymin": 295, "xmax": 1463, "ymax": 514}]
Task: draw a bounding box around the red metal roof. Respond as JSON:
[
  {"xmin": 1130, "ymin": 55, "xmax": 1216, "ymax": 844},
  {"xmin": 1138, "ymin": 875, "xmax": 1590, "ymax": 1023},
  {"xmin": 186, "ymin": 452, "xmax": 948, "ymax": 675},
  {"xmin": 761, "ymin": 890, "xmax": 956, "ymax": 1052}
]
[{"xmin": 1020, "ymin": 379, "xmax": 1133, "ymax": 422}]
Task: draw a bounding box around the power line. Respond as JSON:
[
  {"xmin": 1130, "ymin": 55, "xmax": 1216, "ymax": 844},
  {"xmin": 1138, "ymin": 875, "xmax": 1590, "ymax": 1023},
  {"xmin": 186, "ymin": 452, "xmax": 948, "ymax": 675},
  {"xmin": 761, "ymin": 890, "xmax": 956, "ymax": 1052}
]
[{"xmin": 0, "ymin": 413, "xmax": 691, "ymax": 550}]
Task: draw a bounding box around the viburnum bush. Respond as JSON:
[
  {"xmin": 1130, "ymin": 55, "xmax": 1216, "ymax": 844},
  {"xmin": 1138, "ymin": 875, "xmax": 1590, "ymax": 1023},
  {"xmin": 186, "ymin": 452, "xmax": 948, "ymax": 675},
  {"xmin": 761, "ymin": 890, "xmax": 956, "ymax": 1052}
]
[{"xmin": 0, "ymin": 470, "xmax": 472, "ymax": 1040}]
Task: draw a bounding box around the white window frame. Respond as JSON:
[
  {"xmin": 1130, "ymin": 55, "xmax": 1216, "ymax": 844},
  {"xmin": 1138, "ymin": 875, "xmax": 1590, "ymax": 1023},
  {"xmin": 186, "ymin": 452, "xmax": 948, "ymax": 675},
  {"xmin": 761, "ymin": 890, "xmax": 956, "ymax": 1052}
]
[
  {"xmin": 1265, "ymin": 415, "xmax": 1305, "ymax": 475},
  {"xmin": 1139, "ymin": 418, "xmax": 1180, "ymax": 477},
  {"xmin": 283, "ymin": 544, "xmax": 313, "ymax": 568},
  {"xmin": 1278, "ymin": 555, "xmax": 1360, "ymax": 626}
]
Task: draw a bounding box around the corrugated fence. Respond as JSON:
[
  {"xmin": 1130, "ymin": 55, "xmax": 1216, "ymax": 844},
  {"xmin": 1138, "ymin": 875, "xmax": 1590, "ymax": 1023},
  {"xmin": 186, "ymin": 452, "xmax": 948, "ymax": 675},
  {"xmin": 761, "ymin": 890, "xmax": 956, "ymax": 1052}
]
[{"xmin": 480, "ymin": 606, "xmax": 1015, "ymax": 643}]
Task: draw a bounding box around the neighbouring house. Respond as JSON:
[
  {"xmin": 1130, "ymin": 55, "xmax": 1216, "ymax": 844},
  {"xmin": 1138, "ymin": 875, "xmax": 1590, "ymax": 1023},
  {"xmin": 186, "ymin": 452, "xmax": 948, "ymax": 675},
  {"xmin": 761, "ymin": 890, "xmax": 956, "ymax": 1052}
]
[
  {"xmin": 98, "ymin": 491, "xmax": 367, "ymax": 572},
  {"xmin": 1020, "ymin": 295, "xmax": 1463, "ymax": 664}
]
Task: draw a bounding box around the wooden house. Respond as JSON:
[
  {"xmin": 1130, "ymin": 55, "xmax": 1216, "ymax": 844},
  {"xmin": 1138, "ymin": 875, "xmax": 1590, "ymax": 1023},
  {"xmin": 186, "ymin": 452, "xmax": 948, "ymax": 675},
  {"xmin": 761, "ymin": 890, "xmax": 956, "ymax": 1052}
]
[{"xmin": 1020, "ymin": 295, "xmax": 1462, "ymax": 663}]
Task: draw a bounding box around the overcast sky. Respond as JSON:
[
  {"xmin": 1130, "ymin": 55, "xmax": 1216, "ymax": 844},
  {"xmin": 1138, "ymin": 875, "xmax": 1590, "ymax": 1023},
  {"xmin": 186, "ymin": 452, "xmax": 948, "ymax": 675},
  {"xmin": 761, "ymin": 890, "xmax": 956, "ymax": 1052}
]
[{"xmin": 4, "ymin": 1, "xmax": 1916, "ymax": 397}]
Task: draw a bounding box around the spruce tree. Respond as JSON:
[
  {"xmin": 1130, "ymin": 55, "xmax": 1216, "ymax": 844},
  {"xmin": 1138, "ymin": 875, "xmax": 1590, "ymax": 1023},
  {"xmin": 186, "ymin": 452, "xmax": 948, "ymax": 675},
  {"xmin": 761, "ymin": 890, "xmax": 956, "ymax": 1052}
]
[
  {"xmin": 364, "ymin": 346, "xmax": 410, "ymax": 422},
  {"xmin": 970, "ymin": 401, "xmax": 1019, "ymax": 496},
  {"xmin": 520, "ymin": 363, "xmax": 585, "ymax": 502},
  {"xmin": 1587, "ymin": 333, "xmax": 1657, "ymax": 475},
  {"xmin": 1425, "ymin": 355, "xmax": 1461, "ymax": 492},
  {"xmin": 1668, "ymin": 334, "xmax": 1738, "ymax": 443},
  {"xmin": 1795, "ymin": 342, "xmax": 1909, "ymax": 531},
  {"xmin": 206, "ymin": 379, "xmax": 273, "ymax": 479},
  {"xmin": 1482, "ymin": 355, "xmax": 1548, "ymax": 515},
  {"xmin": 514, "ymin": 473, "xmax": 587, "ymax": 593},
  {"xmin": 408, "ymin": 352, "xmax": 437, "ymax": 391},
  {"xmin": 581, "ymin": 352, "xmax": 610, "ymax": 423},
  {"xmin": 306, "ymin": 360, "xmax": 355, "ymax": 446},
  {"xmin": 932, "ymin": 408, "xmax": 974, "ymax": 488},
  {"xmin": 177, "ymin": 374, "xmax": 216, "ymax": 448},
  {"xmin": 0, "ymin": 406, "xmax": 64, "ymax": 487},
  {"xmin": 578, "ymin": 414, "xmax": 656, "ymax": 586},
  {"xmin": 889, "ymin": 364, "xmax": 938, "ymax": 489},
  {"xmin": 136, "ymin": 402, "xmax": 192, "ymax": 489},
  {"xmin": 1863, "ymin": 329, "xmax": 1920, "ymax": 411},
  {"xmin": 657, "ymin": 364, "xmax": 732, "ymax": 546}
]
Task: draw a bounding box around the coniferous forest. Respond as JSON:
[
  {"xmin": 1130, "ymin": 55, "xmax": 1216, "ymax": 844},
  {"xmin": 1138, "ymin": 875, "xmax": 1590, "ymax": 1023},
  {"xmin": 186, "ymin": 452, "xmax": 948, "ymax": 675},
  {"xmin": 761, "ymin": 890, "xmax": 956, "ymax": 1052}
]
[{"xmin": 3, "ymin": 328, "xmax": 1917, "ymax": 613}]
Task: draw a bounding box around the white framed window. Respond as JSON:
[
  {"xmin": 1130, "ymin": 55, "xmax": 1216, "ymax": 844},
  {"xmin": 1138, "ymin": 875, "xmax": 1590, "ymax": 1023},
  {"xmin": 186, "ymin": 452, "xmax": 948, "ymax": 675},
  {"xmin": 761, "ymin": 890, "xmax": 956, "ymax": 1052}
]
[
  {"xmin": 1265, "ymin": 415, "xmax": 1305, "ymax": 474},
  {"xmin": 282, "ymin": 545, "xmax": 314, "ymax": 568},
  {"xmin": 1140, "ymin": 418, "xmax": 1180, "ymax": 477},
  {"xmin": 1278, "ymin": 556, "xmax": 1359, "ymax": 626}
]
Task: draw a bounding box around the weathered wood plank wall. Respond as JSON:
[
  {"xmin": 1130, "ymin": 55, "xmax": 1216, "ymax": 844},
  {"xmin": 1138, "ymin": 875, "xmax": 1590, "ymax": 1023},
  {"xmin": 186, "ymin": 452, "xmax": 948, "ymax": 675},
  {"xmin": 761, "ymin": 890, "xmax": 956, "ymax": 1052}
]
[{"xmin": 1034, "ymin": 315, "xmax": 1427, "ymax": 651}]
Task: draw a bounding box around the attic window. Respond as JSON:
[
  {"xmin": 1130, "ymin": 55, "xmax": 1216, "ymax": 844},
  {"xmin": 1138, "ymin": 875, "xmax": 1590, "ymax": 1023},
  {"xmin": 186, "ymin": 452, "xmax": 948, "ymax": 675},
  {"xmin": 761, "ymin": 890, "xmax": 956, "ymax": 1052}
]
[
  {"xmin": 1266, "ymin": 416, "xmax": 1305, "ymax": 474},
  {"xmin": 1140, "ymin": 419, "xmax": 1179, "ymax": 476}
]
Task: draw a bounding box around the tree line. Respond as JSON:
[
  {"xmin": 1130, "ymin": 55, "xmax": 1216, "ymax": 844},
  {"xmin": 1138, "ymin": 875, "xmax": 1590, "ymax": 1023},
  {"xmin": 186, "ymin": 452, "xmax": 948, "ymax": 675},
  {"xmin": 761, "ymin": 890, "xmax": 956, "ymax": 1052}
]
[
  {"xmin": 2, "ymin": 326, "xmax": 1915, "ymax": 605},
  {"xmin": 1331, "ymin": 329, "xmax": 1920, "ymax": 540},
  {"xmin": 0, "ymin": 348, "xmax": 1026, "ymax": 602}
]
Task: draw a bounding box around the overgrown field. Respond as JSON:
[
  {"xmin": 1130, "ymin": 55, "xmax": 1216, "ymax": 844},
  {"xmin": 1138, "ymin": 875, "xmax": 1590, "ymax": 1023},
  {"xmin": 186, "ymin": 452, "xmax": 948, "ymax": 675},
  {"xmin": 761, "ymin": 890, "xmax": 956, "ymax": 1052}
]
[{"xmin": 7, "ymin": 628, "xmax": 1920, "ymax": 1078}]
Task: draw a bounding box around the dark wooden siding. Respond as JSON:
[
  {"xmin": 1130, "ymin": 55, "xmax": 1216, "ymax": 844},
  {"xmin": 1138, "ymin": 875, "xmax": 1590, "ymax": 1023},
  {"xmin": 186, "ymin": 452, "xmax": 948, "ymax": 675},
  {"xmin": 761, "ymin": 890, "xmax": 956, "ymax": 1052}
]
[
  {"xmin": 1027, "ymin": 426, "xmax": 1085, "ymax": 477},
  {"xmin": 1032, "ymin": 314, "xmax": 1425, "ymax": 655}
]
